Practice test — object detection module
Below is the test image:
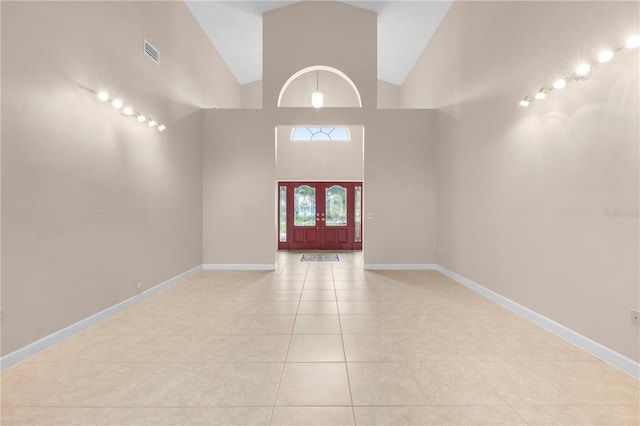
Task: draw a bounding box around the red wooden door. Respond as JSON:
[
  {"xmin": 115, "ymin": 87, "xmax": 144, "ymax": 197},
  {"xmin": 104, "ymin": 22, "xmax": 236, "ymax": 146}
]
[{"xmin": 278, "ymin": 182, "xmax": 362, "ymax": 250}]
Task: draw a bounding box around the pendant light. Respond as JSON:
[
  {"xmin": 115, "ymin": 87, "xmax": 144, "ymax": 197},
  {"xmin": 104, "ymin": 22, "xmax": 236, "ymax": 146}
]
[{"xmin": 311, "ymin": 70, "xmax": 324, "ymax": 108}]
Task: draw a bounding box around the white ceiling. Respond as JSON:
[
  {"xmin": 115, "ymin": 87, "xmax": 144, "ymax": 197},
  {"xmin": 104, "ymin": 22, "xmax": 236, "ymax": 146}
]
[{"xmin": 185, "ymin": 1, "xmax": 452, "ymax": 86}]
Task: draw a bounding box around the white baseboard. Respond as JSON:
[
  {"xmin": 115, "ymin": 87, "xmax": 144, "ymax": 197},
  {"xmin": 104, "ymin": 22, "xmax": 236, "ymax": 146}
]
[
  {"xmin": 436, "ymin": 265, "xmax": 640, "ymax": 379},
  {"xmin": 363, "ymin": 263, "xmax": 438, "ymax": 270},
  {"xmin": 0, "ymin": 264, "xmax": 202, "ymax": 371},
  {"xmin": 203, "ymin": 264, "xmax": 276, "ymax": 271},
  {"xmin": 4, "ymin": 261, "xmax": 638, "ymax": 379}
]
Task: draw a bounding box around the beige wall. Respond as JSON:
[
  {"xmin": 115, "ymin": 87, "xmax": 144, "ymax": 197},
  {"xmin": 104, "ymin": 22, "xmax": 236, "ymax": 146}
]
[
  {"xmin": 377, "ymin": 80, "xmax": 401, "ymax": 109},
  {"xmin": 1, "ymin": 1, "xmax": 241, "ymax": 355},
  {"xmin": 200, "ymin": 2, "xmax": 438, "ymax": 268},
  {"xmin": 202, "ymin": 110, "xmax": 276, "ymax": 266},
  {"xmin": 263, "ymin": 2, "xmax": 377, "ymax": 111},
  {"xmin": 202, "ymin": 107, "xmax": 437, "ymax": 267},
  {"xmin": 276, "ymin": 126, "xmax": 364, "ymax": 182},
  {"xmin": 403, "ymin": 1, "xmax": 639, "ymax": 361},
  {"xmin": 241, "ymin": 81, "xmax": 262, "ymax": 109},
  {"xmin": 363, "ymin": 110, "xmax": 438, "ymax": 264},
  {"xmin": 279, "ymin": 70, "xmax": 361, "ymax": 108}
]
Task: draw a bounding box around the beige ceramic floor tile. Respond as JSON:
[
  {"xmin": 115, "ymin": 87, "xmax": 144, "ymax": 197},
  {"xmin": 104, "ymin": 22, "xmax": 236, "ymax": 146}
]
[
  {"xmin": 294, "ymin": 315, "xmax": 342, "ymax": 334},
  {"xmin": 304, "ymin": 275, "xmax": 334, "ymax": 283},
  {"xmin": 1, "ymin": 363, "xmax": 69, "ymax": 406},
  {"xmin": 342, "ymin": 335, "xmax": 405, "ymax": 361},
  {"xmin": 9, "ymin": 407, "xmax": 111, "ymax": 425},
  {"xmin": 412, "ymin": 362, "xmax": 506, "ymax": 405},
  {"xmin": 339, "ymin": 316, "xmax": 385, "ymax": 334},
  {"xmin": 478, "ymin": 361, "xmax": 640, "ymax": 405},
  {"xmin": 335, "ymin": 290, "xmax": 374, "ymax": 301},
  {"xmin": 590, "ymin": 404, "xmax": 640, "ymax": 425},
  {"xmin": 243, "ymin": 315, "xmax": 296, "ymax": 334},
  {"xmin": 301, "ymin": 290, "xmax": 337, "ymax": 301},
  {"xmin": 433, "ymin": 405, "xmax": 525, "ymax": 425},
  {"xmin": 337, "ymin": 301, "xmax": 377, "ymax": 315},
  {"xmin": 5, "ymin": 258, "xmax": 639, "ymax": 426},
  {"xmin": 332, "ymin": 273, "xmax": 364, "ymax": 282},
  {"xmin": 561, "ymin": 361, "xmax": 640, "ymax": 404},
  {"xmin": 270, "ymin": 281, "xmax": 305, "ymax": 290},
  {"xmin": 266, "ymin": 290, "xmax": 303, "ymax": 301},
  {"xmin": 121, "ymin": 363, "xmax": 220, "ymax": 407},
  {"xmin": 195, "ymin": 315, "xmax": 253, "ymax": 335},
  {"xmin": 353, "ymin": 406, "xmax": 440, "ymax": 425},
  {"xmin": 475, "ymin": 361, "xmax": 576, "ymax": 405},
  {"xmin": 43, "ymin": 363, "xmax": 156, "ymax": 407},
  {"xmin": 274, "ymin": 275, "xmax": 307, "ymax": 283},
  {"xmin": 447, "ymin": 333, "xmax": 518, "ymax": 361},
  {"xmin": 257, "ymin": 301, "xmax": 300, "ymax": 315},
  {"xmin": 347, "ymin": 362, "xmax": 429, "ymax": 406},
  {"xmin": 270, "ymin": 407, "xmax": 355, "ymax": 425},
  {"xmin": 178, "ymin": 335, "xmax": 239, "ymax": 362},
  {"xmin": 97, "ymin": 408, "xmax": 191, "ymax": 425},
  {"xmin": 303, "ymin": 282, "xmax": 336, "ymax": 290},
  {"xmin": 298, "ymin": 301, "xmax": 339, "ymax": 315},
  {"xmin": 0, "ymin": 407, "xmax": 32, "ymax": 425},
  {"xmin": 287, "ymin": 335, "xmax": 345, "ymax": 362},
  {"xmin": 80, "ymin": 334, "xmax": 194, "ymax": 363},
  {"xmin": 184, "ymin": 407, "xmax": 272, "ymax": 425},
  {"xmin": 276, "ymin": 363, "xmax": 352, "ymax": 406},
  {"xmin": 198, "ymin": 363, "xmax": 282, "ymax": 406},
  {"xmin": 511, "ymin": 404, "xmax": 640, "ymax": 425},
  {"xmin": 334, "ymin": 281, "xmax": 367, "ymax": 290},
  {"xmin": 226, "ymin": 335, "xmax": 291, "ymax": 362},
  {"xmin": 394, "ymin": 334, "xmax": 465, "ymax": 362},
  {"xmin": 501, "ymin": 333, "xmax": 595, "ymax": 361}
]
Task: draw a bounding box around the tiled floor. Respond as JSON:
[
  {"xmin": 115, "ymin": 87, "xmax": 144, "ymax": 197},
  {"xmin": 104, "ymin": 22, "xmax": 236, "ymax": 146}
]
[{"xmin": 1, "ymin": 252, "xmax": 639, "ymax": 425}]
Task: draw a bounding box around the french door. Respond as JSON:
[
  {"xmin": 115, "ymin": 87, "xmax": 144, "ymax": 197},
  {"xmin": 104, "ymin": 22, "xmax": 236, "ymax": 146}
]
[{"xmin": 278, "ymin": 182, "xmax": 362, "ymax": 250}]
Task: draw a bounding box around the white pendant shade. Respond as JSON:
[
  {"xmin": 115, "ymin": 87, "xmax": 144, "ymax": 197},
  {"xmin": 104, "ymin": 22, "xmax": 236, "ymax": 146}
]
[{"xmin": 312, "ymin": 91, "xmax": 324, "ymax": 108}]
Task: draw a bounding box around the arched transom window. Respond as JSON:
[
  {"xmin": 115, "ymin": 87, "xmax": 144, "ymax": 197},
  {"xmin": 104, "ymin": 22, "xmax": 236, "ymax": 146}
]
[{"xmin": 291, "ymin": 127, "xmax": 350, "ymax": 141}]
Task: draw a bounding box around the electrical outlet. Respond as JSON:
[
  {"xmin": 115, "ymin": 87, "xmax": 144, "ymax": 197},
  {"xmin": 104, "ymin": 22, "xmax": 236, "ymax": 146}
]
[
  {"xmin": 136, "ymin": 281, "xmax": 143, "ymax": 292},
  {"xmin": 631, "ymin": 309, "xmax": 640, "ymax": 326}
]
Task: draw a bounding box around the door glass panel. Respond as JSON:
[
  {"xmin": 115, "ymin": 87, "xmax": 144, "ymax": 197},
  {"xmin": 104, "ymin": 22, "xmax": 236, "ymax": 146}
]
[
  {"xmin": 355, "ymin": 186, "xmax": 362, "ymax": 242},
  {"xmin": 279, "ymin": 185, "xmax": 287, "ymax": 242},
  {"xmin": 294, "ymin": 185, "xmax": 316, "ymax": 226},
  {"xmin": 326, "ymin": 185, "xmax": 347, "ymax": 226}
]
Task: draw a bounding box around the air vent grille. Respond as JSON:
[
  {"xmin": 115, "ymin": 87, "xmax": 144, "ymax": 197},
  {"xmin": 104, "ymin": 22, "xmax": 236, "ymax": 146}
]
[{"xmin": 144, "ymin": 39, "xmax": 159, "ymax": 64}]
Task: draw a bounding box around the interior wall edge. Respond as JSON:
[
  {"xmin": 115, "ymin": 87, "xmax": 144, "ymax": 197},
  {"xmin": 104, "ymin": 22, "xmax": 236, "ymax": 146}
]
[
  {"xmin": 362, "ymin": 264, "xmax": 438, "ymax": 270},
  {"xmin": 0, "ymin": 264, "xmax": 202, "ymax": 372},
  {"xmin": 202, "ymin": 264, "xmax": 276, "ymax": 271},
  {"xmin": 4, "ymin": 261, "xmax": 636, "ymax": 380},
  {"xmin": 437, "ymin": 265, "xmax": 640, "ymax": 379}
]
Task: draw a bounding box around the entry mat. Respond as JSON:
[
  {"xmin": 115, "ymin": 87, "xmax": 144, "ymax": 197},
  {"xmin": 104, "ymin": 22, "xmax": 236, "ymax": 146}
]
[{"xmin": 301, "ymin": 254, "xmax": 340, "ymax": 262}]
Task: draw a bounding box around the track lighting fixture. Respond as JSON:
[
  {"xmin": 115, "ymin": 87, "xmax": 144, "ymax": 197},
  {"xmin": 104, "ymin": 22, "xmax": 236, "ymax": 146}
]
[
  {"xmin": 519, "ymin": 32, "xmax": 639, "ymax": 107},
  {"xmin": 95, "ymin": 91, "xmax": 165, "ymax": 131}
]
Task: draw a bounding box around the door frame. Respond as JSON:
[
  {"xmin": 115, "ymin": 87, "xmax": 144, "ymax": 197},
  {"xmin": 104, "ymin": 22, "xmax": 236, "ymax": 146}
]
[{"xmin": 278, "ymin": 181, "xmax": 362, "ymax": 251}]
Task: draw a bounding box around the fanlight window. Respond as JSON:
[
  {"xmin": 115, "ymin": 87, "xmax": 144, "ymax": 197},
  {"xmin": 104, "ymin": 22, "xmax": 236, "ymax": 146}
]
[{"xmin": 291, "ymin": 127, "xmax": 350, "ymax": 141}]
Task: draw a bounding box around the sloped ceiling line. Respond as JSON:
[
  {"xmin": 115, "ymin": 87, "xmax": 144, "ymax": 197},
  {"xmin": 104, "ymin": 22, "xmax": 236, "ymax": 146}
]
[{"xmin": 185, "ymin": 0, "xmax": 452, "ymax": 86}]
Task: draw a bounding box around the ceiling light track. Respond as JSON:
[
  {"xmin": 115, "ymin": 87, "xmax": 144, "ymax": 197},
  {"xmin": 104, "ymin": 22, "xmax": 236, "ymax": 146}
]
[
  {"xmin": 519, "ymin": 33, "xmax": 639, "ymax": 107},
  {"xmin": 95, "ymin": 90, "xmax": 166, "ymax": 131}
]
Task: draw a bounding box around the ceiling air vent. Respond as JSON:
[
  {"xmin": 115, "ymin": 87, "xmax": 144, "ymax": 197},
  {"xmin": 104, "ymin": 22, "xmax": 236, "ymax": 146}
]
[{"xmin": 144, "ymin": 39, "xmax": 159, "ymax": 64}]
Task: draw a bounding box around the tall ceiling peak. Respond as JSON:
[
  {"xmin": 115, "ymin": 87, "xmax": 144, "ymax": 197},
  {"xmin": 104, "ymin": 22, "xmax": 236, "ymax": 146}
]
[{"xmin": 185, "ymin": 1, "xmax": 452, "ymax": 85}]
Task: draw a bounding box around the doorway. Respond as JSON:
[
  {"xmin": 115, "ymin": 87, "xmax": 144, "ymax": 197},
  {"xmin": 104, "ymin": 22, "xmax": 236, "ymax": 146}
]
[{"xmin": 278, "ymin": 181, "xmax": 362, "ymax": 250}]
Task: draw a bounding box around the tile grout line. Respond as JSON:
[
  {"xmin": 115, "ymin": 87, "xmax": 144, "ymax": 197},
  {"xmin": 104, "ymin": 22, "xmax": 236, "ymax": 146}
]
[
  {"xmin": 332, "ymin": 263, "xmax": 357, "ymax": 426},
  {"xmin": 267, "ymin": 261, "xmax": 307, "ymax": 425}
]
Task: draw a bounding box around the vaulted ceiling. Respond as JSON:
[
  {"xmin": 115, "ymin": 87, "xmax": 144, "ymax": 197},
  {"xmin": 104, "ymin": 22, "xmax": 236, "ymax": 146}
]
[{"xmin": 185, "ymin": 1, "xmax": 453, "ymax": 86}]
